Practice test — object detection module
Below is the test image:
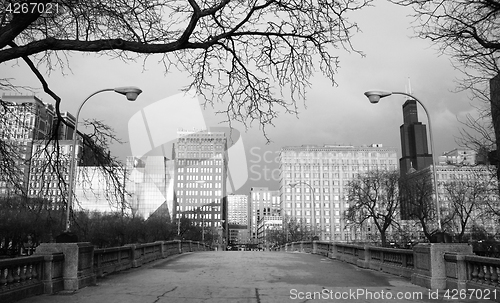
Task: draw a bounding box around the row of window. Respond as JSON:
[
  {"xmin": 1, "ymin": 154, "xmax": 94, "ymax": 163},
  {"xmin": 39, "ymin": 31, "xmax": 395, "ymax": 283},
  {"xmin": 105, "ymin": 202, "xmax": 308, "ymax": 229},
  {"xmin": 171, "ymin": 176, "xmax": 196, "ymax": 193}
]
[
  {"xmin": 177, "ymin": 159, "xmax": 223, "ymax": 166},
  {"xmin": 28, "ymin": 189, "xmax": 62, "ymax": 196},
  {"xmin": 283, "ymin": 165, "xmax": 397, "ymax": 172},
  {"xmin": 177, "ymin": 144, "xmax": 224, "ymax": 151},
  {"xmin": 283, "ymin": 210, "xmax": 342, "ymax": 219},
  {"xmin": 177, "ymin": 189, "xmax": 221, "ymax": 196},
  {"xmin": 282, "ymin": 158, "xmax": 396, "ymax": 165},
  {"xmin": 284, "ymin": 202, "xmax": 344, "ymax": 209},
  {"xmin": 177, "ymin": 152, "xmax": 223, "ymax": 159},
  {"xmin": 176, "ymin": 193, "xmax": 222, "ymax": 203},
  {"xmin": 176, "ymin": 181, "xmax": 223, "ymax": 188},
  {"xmin": 281, "ymin": 151, "xmax": 396, "ymax": 158}
]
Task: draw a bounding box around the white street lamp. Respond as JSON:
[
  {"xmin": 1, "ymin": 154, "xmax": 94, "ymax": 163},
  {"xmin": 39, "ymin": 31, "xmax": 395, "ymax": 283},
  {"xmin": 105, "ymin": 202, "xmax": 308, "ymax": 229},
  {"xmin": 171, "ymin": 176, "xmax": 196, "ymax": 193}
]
[
  {"xmin": 363, "ymin": 90, "xmax": 442, "ymax": 231},
  {"xmin": 289, "ymin": 181, "xmax": 317, "ymax": 240},
  {"xmin": 64, "ymin": 87, "xmax": 142, "ymax": 235}
]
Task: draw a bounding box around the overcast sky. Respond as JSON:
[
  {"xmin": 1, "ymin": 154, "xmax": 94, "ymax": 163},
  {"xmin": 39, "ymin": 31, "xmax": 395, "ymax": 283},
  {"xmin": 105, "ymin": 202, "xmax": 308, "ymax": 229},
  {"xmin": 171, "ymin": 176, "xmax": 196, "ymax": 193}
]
[{"xmin": 1, "ymin": 2, "xmax": 482, "ymax": 194}]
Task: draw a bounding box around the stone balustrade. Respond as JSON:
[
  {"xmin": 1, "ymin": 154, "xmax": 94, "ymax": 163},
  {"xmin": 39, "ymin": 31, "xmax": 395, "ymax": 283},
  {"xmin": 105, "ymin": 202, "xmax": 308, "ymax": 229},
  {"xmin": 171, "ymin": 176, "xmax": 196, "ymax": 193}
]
[
  {"xmin": 0, "ymin": 240, "xmax": 210, "ymax": 303},
  {"xmin": 281, "ymin": 241, "xmax": 500, "ymax": 295}
]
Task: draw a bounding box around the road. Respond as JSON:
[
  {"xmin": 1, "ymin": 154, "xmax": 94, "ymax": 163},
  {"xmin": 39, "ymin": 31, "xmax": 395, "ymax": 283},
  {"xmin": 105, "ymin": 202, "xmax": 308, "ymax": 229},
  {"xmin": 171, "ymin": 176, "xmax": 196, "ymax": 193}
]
[{"xmin": 18, "ymin": 251, "xmax": 492, "ymax": 303}]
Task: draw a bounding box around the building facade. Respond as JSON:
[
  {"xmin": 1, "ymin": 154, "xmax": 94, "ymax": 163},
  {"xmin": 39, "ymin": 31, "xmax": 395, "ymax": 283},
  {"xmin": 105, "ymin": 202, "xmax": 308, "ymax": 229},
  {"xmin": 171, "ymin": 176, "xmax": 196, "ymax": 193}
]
[
  {"xmin": 249, "ymin": 187, "xmax": 280, "ymax": 243},
  {"xmin": 228, "ymin": 194, "xmax": 249, "ymax": 246},
  {"xmin": 256, "ymin": 215, "xmax": 283, "ymax": 250},
  {"xmin": 125, "ymin": 156, "xmax": 175, "ymax": 219},
  {"xmin": 279, "ymin": 144, "xmax": 398, "ymax": 242},
  {"xmin": 404, "ymin": 161, "xmax": 499, "ymax": 238},
  {"xmin": 75, "ymin": 166, "xmax": 126, "ymax": 213},
  {"xmin": 439, "ymin": 148, "xmax": 476, "ymax": 166},
  {"xmin": 228, "ymin": 194, "xmax": 249, "ymax": 226},
  {"xmin": 172, "ymin": 129, "xmax": 228, "ymax": 245},
  {"xmin": 0, "ymin": 95, "xmax": 55, "ymax": 196},
  {"xmin": 399, "ymin": 99, "xmax": 433, "ymax": 176}
]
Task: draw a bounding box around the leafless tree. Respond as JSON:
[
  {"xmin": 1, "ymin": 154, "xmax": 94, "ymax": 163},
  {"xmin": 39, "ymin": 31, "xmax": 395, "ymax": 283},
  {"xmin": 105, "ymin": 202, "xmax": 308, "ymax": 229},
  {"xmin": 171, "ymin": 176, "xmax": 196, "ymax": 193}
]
[
  {"xmin": 441, "ymin": 174, "xmax": 492, "ymax": 242},
  {"xmin": 345, "ymin": 169, "xmax": 400, "ymax": 246},
  {"xmin": 1, "ymin": 0, "xmax": 371, "ymax": 137},
  {"xmin": 399, "ymin": 172, "xmax": 436, "ymax": 242}
]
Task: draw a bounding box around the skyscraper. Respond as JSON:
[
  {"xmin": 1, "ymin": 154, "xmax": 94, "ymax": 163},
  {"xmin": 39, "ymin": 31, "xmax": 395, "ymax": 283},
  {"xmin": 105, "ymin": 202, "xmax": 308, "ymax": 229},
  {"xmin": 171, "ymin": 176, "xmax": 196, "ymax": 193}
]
[
  {"xmin": 173, "ymin": 129, "xmax": 228, "ymax": 244},
  {"xmin": 0, "ymin": 95, "xmax": 55, "ymax": 196},
  {"xmin": 249, "ymin": 187, "xmax": 280, "ymax": 242},
  {"xmin": 399, "ymin": 99, "xmax": 433, "ymax": 176},
  {"xmin": 227, "ymin": 194, "xmax": 249, "ymax": 246},
  {"xmin": 279, "ymin": 144, "xmax": 398, "ymax": 242}
]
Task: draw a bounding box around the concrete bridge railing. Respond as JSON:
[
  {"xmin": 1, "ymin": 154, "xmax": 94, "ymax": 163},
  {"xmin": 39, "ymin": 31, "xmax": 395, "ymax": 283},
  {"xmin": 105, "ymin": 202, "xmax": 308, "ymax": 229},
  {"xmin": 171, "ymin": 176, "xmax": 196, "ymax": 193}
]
[
  {"xmin": 0, "ymin": 240, "xmax": 210, "ymax": 303},
  {"xmin": 281, "ymin": 241, "xmax": 500, "ymax": 295}
]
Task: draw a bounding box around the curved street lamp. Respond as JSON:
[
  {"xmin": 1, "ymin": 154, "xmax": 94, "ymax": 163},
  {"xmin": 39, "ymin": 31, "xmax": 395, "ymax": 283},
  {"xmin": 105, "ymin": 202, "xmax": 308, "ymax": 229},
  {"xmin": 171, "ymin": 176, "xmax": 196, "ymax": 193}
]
[
  {"xmin": 64, "ymin": 87, "xmax": 143, "ymax": 234},
  {"xmin": 363, "ymin": 90, "xmax": 441, "ymax": 231},
  {"xmin": 289, "ymin": 181, "xmax": 318, "ymax": 239}
]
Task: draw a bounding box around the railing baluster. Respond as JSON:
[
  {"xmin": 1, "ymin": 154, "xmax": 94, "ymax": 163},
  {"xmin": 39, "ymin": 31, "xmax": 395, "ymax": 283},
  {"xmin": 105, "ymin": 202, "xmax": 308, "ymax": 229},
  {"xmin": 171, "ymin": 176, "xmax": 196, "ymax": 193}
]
[
  {"xmin": 489, "ymin": 265, "xmax": 497, "ymax": 286},
  {"xmin": 0, "ymin": 268, "xmax": 6, "ymax": 287},
  {"xmin": 471, "ymin": 262, "xmax": 479, "ymax": 282},
  {"xmin": 484, "ymin": 264, "xmax": 491, "ymax": 284},
  {"xmin": 26, "ymin": 263, "xmax": 33, "ymax": 281},
  {"xmin": 6, "ymin": 266, "xmax": 14, "ymax": 285},
  {"xmin": 478, "ymin": 264, "xmax": 485, "ymax": 283},
  {"xmin": 19, "ymin": 265, "xmax": 27, "ymax": 284}
]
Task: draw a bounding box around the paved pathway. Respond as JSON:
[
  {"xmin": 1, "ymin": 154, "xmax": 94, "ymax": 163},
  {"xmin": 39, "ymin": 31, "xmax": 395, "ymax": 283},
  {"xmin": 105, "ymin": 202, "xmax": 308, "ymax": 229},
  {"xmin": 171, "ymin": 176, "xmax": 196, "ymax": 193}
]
[{"xmin": 18, "ymin": 251, "xmax": 493, "ymax": 302}]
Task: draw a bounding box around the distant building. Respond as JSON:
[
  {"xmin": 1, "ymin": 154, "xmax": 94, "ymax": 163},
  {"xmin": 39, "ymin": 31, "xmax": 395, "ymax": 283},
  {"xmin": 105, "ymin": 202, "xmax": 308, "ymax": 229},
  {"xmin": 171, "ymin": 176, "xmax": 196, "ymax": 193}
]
[
  {"xmin": 172, "ymin": 129, "xmax": 228, "ymax": 245},
  {"xmin": 0, "ymin": 95, "xmax": 55, "ymax": 196},
  {"xmin": 249, "ymin": 187, "xmax": 280, "ymax": 243},
  {"xmin": 125, "ymin": 156, "xmax": 175, "ymax": 219},
  {"xmin": 439, "ymin": 149, "xmax": 476, "ymax": 166},
  {"xmin": 26, "ymin": 140, "xmax": 74, "ymax": 207},
  {"xmin": 257, "ymin": 215, "xmax": 283, "ymax": 250},
  {"xmin": 228, "ymin": 194, "xmax": 249, "ymax": 245},
  {"xmin": 228, "ymin": 194, "xmax": 248, "ymax": 226},
  {"xmin": 403, "ymin": 162, "xmax": 499, "ymax": 237},
  {"xmin": 75, "ymin": 166, "xmax": 126, "ymax": 213},
  {"xmin": 399, "ymin": 99, "xmax": 433, "ymax": 175},
  {"xmin": 279, "ymin": 144, "xmax": 398, "ymax": 242}
]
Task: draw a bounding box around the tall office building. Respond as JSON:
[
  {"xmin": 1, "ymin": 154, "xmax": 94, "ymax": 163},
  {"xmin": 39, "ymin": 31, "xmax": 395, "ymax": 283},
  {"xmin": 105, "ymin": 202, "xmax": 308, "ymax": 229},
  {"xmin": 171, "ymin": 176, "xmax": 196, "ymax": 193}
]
[
  {"xmin": 172, "ymin": 129, "xmax": 228, "ymax": 243},
  {"xmin": 399, "ymin": 99, "xmax": 433, "ymax": 176},
  {"xmin": 279, "ymin": 144, "xmax": 398, "ymax": 242},
  {"xmin": 228, "ymin": 194, "xmax": 249, "ymax": 245},
  {"xmin": 228, "ymin": 194, "xmax": 249, "ymax": 226},
  {"xmin": 249, "ymin": 187, "xmax": 280, "ymax": 242},
  {"xmin": 0, "ymin": 95, "xmax": 55, "ymax": 196}
]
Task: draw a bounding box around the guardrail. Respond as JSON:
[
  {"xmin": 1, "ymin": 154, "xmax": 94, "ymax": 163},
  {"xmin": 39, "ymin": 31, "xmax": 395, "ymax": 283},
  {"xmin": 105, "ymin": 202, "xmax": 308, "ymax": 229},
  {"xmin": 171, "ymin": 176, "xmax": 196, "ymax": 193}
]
[
  {"xmin": 281, "ymin": 241, "xmax": 500, "ymax": 296},
  {"xmin": 282, "ymin": 241, "xmax": 413, "ymax": 278},
  {"xmin": 1, "ymin": 240, "xmax": 210, "ymax": 303}
]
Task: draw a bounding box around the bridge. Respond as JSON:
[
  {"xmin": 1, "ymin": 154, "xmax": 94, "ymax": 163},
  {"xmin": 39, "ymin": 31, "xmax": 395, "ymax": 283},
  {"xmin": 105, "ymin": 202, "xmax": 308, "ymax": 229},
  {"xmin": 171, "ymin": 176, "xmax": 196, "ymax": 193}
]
[{"xmin": 1, "ymin": 241, "xmax": 498, "ymax": 303}]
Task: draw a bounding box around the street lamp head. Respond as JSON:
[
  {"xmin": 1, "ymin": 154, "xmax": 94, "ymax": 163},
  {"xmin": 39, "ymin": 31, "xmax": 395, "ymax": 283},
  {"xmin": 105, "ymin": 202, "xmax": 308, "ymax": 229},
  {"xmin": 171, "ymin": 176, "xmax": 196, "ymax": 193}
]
[
  {"xmin": 364, "ymin": 90, "xmax": 392, "ymax": 104},
  {"xmin": 288, "ymin": 182, "xmax": 298, "ymax": 188},
  {"xmin": 114, "ymin": 86, "xmax": 143, "ymax": 101}
]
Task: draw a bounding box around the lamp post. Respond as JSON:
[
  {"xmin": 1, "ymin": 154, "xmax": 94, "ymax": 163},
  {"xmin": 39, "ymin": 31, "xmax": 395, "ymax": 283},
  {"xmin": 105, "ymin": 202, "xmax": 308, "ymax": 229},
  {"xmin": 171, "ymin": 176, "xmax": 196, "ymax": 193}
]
[
  {"xmin": 64, "ymin": 87, "xmax": 143, "ymax": 235},
  {"xmin": 363, "ymin": 90, "xmax": 442, "ymax": 231},
  {"xmin": 289, "ymin": 181, "xmax": 317, "ymax": 240}
]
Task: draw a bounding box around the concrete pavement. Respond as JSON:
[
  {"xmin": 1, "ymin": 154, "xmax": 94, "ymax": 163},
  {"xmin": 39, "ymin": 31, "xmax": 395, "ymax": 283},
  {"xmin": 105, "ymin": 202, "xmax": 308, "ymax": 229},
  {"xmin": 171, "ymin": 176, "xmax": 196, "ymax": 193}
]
[{"xmin": 18, "ymin": 251, "xmax": 493, "ymax": 302}]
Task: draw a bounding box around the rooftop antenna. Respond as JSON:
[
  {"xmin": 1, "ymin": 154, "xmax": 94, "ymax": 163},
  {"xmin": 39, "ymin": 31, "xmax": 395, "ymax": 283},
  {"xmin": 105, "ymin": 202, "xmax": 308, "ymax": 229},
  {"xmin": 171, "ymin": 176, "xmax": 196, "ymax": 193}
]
[{"xmin": 405, "ymin": 77, "xmax": 413, "ymax": 100}]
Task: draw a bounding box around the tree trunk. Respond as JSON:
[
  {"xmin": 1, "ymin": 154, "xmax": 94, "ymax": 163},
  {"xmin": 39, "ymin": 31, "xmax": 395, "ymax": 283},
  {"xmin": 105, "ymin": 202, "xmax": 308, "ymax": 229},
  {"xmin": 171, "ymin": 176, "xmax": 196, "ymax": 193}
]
[
  {"xmin": 489, "ymin": 74, "xmax": 500, "ymax": 185},
  {"xmin": 380, "ymin": 231, "xmax": 387, "ymax": 247}
]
